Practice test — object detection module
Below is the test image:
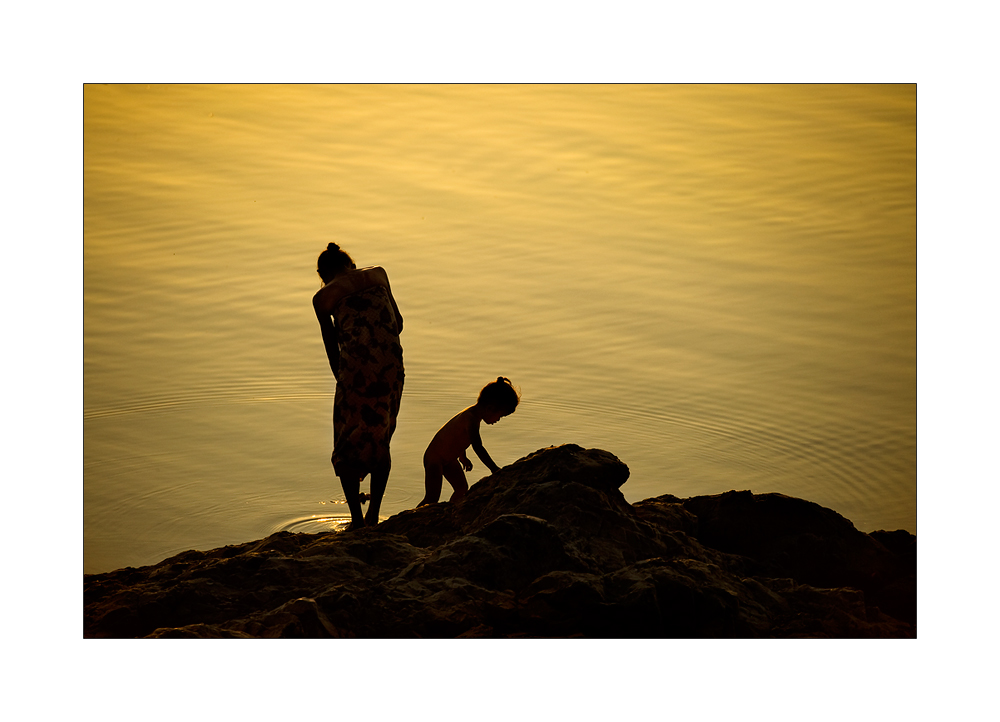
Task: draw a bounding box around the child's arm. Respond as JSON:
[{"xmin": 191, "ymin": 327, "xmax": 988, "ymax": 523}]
[{"xmin": 470, "ymin": 424, "xmax": 501, "ymax": 474}]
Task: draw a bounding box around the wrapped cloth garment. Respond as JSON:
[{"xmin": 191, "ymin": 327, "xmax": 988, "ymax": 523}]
[{"xmin": 329, "ymin": 284, "xmax": 404, "ymax": 479}]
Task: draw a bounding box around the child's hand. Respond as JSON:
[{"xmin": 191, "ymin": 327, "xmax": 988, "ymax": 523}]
[{"xmin": 461, "ymin": 457, "xmax": 473, "ymax": 472}]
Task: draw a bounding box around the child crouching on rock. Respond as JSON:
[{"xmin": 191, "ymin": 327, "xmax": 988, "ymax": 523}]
[{"xmin": 418, "ymin": 377, "xmax": 520, "ymax": 506}]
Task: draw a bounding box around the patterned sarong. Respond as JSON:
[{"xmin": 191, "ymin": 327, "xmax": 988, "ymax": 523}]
[{"xmin": 331, "ymin": 284, "xmax": 404, "ymax": 479}]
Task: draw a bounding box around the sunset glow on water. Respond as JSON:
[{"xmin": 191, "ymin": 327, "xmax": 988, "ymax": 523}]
[{"xmin": 84, "ymin": 84, "xmax": 915, "ymax": 574}]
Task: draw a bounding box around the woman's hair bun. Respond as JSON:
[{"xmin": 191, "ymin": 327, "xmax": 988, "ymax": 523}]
[{"xmin": 317, "ymin": 243, "xmax": 354, "ymax": 280}]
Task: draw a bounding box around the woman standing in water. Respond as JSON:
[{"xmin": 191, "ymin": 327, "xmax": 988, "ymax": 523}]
[{"xmin": 314, "ymin": 243, "xmax": 404, "ymax": 529}]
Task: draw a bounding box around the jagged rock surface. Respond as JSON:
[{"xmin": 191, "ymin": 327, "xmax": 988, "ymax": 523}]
[{"xmin": 84, "ymin": 445, "xmax": 916, "ymax": 638}]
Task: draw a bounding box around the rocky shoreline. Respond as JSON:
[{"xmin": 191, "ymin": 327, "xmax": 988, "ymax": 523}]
[{"xmin": 83, "ymin": 445, "xmax": 916, "ymax": 638}]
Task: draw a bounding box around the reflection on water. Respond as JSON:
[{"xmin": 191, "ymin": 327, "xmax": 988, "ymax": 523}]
[
  {"xmin": 84, "ymin": 84, "xmax": 916, "ymax": 574},
  {"xmin": 275, "ymin": 514, "xmax": 355, "ymax": 535}
]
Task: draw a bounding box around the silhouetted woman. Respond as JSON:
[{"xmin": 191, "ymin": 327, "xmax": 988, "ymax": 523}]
[{"xmin": 313, "ymin": 243, "xmax": 404, "ymax": 529}]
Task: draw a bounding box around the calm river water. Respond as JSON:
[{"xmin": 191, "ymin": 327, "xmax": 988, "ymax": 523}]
[{"xmin": 83, "ymin": 84, "xmax": 915, "ymax": 574}]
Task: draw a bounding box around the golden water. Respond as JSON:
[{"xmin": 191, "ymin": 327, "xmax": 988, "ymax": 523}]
[{"xmin": 84, "ymin": 84, "xmax": 916, "ymax": 574}]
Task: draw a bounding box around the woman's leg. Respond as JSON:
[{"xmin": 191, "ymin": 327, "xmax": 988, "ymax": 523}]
[
  {"xmin": 339, "ymin": 476, "xmax": 366, "ymax": 528},
  {"xmin": 335, "ymin": 454, "xmax": 367, "ymax": 531},
  {"xmin": 365, "ymin": 455, "xmax": 390, "ymax": 526}
]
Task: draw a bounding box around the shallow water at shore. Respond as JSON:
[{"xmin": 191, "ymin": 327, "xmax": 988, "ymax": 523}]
[{"xmin": 84, "ymin": 84, "xmax": 915, "ymax": 574}]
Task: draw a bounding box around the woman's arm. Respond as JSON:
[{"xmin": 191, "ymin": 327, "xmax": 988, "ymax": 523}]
[
  {"xmin": 387, "ymin": 285, "xmax": 404, "ymax": 334},
  {"xmin": 314, "ymin": 297, "xmax": 340, "ymax": 378},
  {"xmin": 371, "ymin": 266, "xmax": 403, "ymax": 333}
]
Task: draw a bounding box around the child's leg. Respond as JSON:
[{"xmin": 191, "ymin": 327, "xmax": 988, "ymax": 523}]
[
  {"xmin": 442, "ymin": 459, "xmax": 469, "ymax": 503},
  {"xmin": 418, "ymin": 459, "xmax": 444, "ymax": 506}
]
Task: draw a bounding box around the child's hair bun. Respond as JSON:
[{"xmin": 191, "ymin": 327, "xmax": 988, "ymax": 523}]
[
  {"xmin": 327, "ymin": 242, "xmax": 341, "ymax": 252},
  {"xmin": 479, "ymin": 376, "xmax": 520, "ymax": 412}
]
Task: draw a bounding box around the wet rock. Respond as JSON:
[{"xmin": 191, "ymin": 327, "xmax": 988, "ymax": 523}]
[{"xmin": 84, "ymin": 444, "xmax": 916, "ymax": 638}]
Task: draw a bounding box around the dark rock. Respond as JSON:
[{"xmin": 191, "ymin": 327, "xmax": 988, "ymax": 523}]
[
  {"xmin": 83, "ymin": 444, "xmax": 916, "ymax": 638},
  {"xmin": 680, "ymin": 490, "xmax": 917, "ymax": 625},
  {"xmin": 870, "ymin": 529, "xmax": 917, "ymax": 559},
  {"xmin": 866, "ymin": 529, "xmax": 917, "ymax": 624}
]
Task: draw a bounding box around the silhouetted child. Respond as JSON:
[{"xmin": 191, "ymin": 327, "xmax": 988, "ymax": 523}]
[{"xmin": 418, "ymin": 377, "xmax": 520, "ymax": 506}]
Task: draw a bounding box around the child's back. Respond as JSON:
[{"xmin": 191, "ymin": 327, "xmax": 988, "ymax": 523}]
[{"xmin": 424, "ymin": 406, "xmax": 479, "ymax": 462}]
